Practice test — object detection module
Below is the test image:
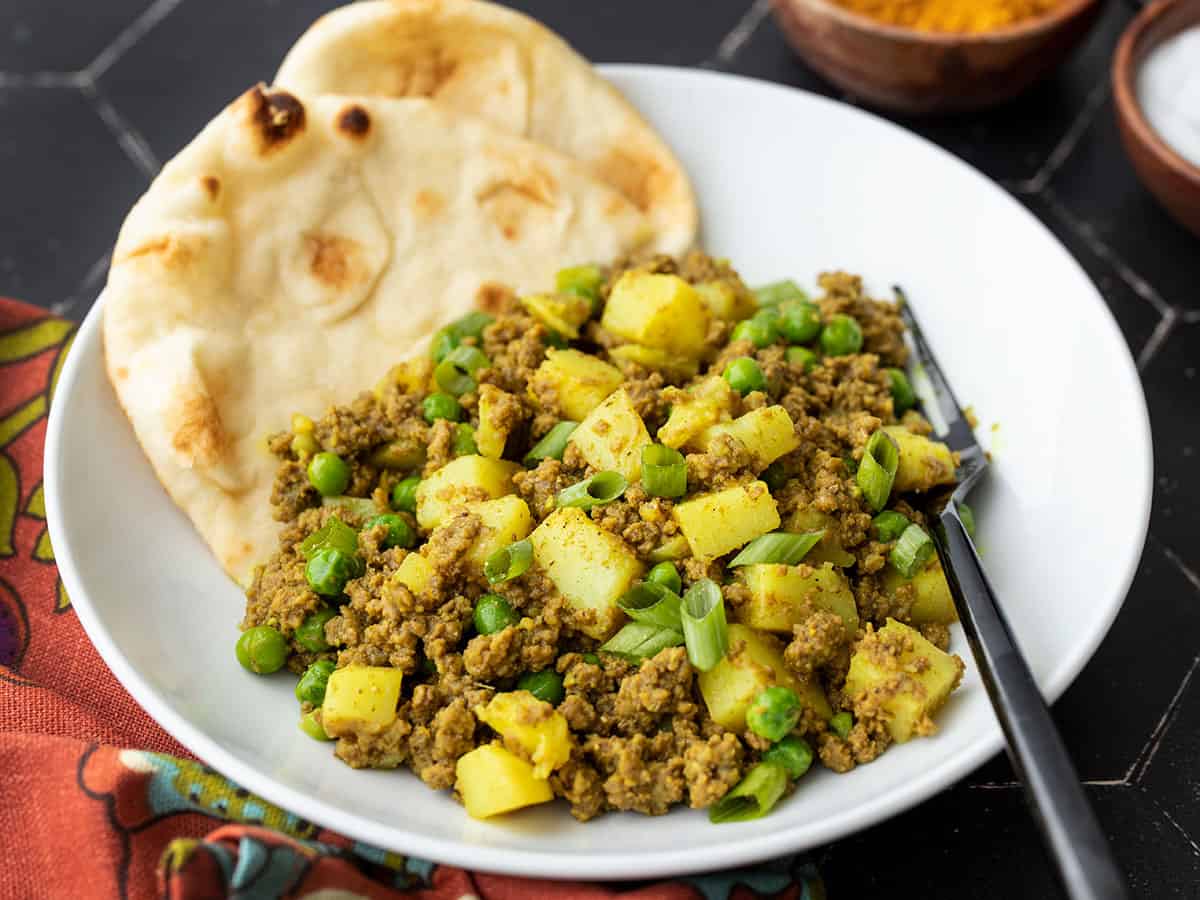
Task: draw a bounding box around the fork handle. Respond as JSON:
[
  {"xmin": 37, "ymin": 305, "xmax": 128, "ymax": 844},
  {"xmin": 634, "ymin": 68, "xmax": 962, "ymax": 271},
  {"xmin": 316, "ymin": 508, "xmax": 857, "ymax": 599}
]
[{"xmin": 933, "ymin": 510, "xmax": 1129, "ymax": 900}]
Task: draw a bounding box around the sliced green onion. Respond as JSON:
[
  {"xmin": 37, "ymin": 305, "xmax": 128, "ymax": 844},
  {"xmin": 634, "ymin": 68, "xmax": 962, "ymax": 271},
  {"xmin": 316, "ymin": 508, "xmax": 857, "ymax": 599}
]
[
  {"xmin": 888, "ymin": 368, "xmax": 916, "ymax": 416},
  {"xmin": 557, "ymin": 471, "xmax": 627, "ymax": 509},
  {"xmin": 958, "ymin": 502, "xmax": 976, "ymax": 539},
  {"xmin": 641, "ymin": 444, "xmax": 687, "ymax": 499},
  {"xmin": 434, "ymin": 345, "xmax": 489, "ymax": 396},
  {"xmin": 452, "ymin": 423, "xmax": 478, "ymax": 456},
  {"xmin": 872, "ymin": 510, "xmax": 910, "ymax": 543},
  {"xmin": 709, "ymin": 761, "xmax": 789, "ymax": 823},
  {"xmin": 856, "ymin": 430, "xmax": 900, "ymax": 513},
  {"xmin": 754, "ymin": 280, "xmax": 809, "ymax": 307},
  {"xmin": 830, "ymin": 711, "xmax": 854, "ymax": 739},
  {"xmin": 728, "ymin": 531, "xmax": 825, "ymax": 568},
  {"xmin": 890, "ymin": 523, "xmax": 935, "ymax": 578},
  {"xmin": 524, "ymin": 421, "xmax": 578, "ymax": 467},
  {"xmin": 452, "ymin": 311, "xmax": 495, "ymax": 340},
  {"xmin": 321, "ymin": 495, "xmax": 378, "ymax": 520},
  {"xmin": 556, "ymin": 264, "xmax": 604, "ymax": 307},
  {"xmin": 681, "ymin": 578, "xmax": 728, "ymax": 672},
  {"xmin": 646, "ymin": 561, "xmax": 682, "ymax": 595},
  {"xmin": 599, "ymin": 622, "xmax": 684, "ymax": 662},
  {"xmin": 617, "ymin": 582, "xmax": 683, "ymax": 630},
  {"xmin": 484, "ymin": 539, "xmax": 533, "ymax": 585},
  {"xmin": 761, "ymin": 461, "xmax": 789, "ymax": 492},
  {"xmin": 299, "ymin": 515, "xmax": 359, "ymax": 561}
]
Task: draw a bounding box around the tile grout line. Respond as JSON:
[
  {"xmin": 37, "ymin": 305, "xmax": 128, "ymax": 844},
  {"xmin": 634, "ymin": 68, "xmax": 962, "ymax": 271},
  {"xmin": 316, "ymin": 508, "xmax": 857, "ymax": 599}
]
[
  {"xmin": 1012, "ymin": 79, "xmax": 1110, "ymax": 196},
  {"xmin": 1148, "ymin": 794, "xmax": 1200, "ymax": 860},
  {"xmin": 701, "ymin": 0, "xmax": 772, "ymax": 70},
  {"xmin": 1128, "ymin": 650, "xmax": 1200, "ymax": 784},
  {"xmin": 81, "ymin": 81, "xmax": 160, "ymax": 178},
  {"xmin": 1137, "ymin": 307, "xmax": 1179, "ymax": 371},
  {"xmin": 1161, "ymin": 539, "xmax": 1200, "ymax": 598},
  {"xmin": 968, "ymin": 779, "xmax": 1127, "ymax": 790},
  {"xmin": 84, "ymin": 0, "xmax": 187, "ymax": 82},
  {"xmin": 1042, "ymin": 189, "xmax": 1176, "ymax": 319},
  {"xmin": 51, "ymin": 252, "xmax": 112, "ymax": 318},
  {"xmin": 0, "ymin": 71, "xmax": 87, "ymax": 89}
]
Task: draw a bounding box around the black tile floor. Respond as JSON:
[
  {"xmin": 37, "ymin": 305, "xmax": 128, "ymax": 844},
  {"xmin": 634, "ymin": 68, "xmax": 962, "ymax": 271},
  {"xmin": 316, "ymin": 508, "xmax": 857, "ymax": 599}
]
[{"xmin": 2, "ymin": 1, "xmax": 1197, "ymax": 895}]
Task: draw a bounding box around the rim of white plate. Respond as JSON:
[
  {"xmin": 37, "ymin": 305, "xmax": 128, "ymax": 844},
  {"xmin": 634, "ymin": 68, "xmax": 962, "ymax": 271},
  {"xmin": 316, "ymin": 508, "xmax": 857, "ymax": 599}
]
[{"xmin": 44, "ymin": 65, "xmax": 1153, "ymax": 879}]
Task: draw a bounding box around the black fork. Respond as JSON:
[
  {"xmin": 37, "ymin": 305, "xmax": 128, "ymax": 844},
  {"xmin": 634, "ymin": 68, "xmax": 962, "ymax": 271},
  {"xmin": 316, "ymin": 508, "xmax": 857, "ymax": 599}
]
[{"xmin": 896, "ymin": 288, "xmax": 1129, "ymax": 900}]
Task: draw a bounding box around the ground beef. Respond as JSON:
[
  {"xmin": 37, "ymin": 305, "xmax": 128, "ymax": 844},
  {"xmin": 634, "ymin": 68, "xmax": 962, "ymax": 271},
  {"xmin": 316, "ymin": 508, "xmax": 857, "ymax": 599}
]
[{"xmin": 784, "ymin": 610, "xmax": 849, "ymax": 679}]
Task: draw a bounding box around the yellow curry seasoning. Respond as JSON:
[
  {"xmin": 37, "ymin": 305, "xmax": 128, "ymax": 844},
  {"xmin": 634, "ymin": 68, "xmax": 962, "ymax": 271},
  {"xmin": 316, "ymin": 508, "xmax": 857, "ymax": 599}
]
[{"xmin": 829, "ymin": 0, "xmax": 1063, "ymax": 34}]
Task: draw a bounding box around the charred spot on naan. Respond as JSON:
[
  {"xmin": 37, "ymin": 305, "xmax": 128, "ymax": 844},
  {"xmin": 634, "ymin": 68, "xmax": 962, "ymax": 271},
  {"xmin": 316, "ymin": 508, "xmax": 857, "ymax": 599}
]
[
  {"xmin": 115, "ymin": 234, "xmax": 200, "ymax": 272},
  {"xmin": 594, "ymin": 144, "xmax": 673, "ymax": 214},
  {"xmin": 475, "ymin": 158, "xmax": 561, "ymax": 241},
  {"xmin": 336, "ymin": 104, "xmax": 371, "ymax": 139},
  {"xmin": 413, "ymin": 189, "xmax": 446, "ymax": 220},
  {"xmin": 235, "ymin": 84, "xmax": 306, "ymax": 155},
  {"xmin": 304, "ymin": 233, "xmax": 369, "ymax": 291},
  {"xmin": 475, "ymin": 281, "xmax": 515, "ymax": 314},
  {"xmin": 166, "ymin": 386, "xmax": 229, "ymax": 469},
  {"xmin": 201, "ymin": 176, "xmax": 221, "ymax": 200}
]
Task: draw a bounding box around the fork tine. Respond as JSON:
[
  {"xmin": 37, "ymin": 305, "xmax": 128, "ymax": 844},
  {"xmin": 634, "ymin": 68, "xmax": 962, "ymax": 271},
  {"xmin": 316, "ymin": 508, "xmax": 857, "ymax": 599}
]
[{"xmin": 894, "ymin": 286, "xmax": 980, "ymax": 456}]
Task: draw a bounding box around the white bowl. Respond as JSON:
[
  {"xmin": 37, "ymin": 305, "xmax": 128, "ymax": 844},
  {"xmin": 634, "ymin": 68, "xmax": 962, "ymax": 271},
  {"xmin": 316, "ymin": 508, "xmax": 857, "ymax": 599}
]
[{"xmin": 44, "ymin": 65, "xmax": 1152, "ymax": 879}]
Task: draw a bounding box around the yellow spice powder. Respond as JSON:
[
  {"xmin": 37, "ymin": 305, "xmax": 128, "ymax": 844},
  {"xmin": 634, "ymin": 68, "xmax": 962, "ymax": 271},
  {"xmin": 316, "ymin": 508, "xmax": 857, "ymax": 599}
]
[{"xmin": 829, "ymin": 0, "xmax": 1062, "ymax": 34}]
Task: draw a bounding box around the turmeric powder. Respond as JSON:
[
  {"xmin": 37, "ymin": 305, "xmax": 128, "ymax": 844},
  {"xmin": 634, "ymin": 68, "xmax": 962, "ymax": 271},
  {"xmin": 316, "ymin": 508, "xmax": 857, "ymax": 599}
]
[{"xmin": 829, "ymin": 0, "xmax": 1062, "ymax": 34}]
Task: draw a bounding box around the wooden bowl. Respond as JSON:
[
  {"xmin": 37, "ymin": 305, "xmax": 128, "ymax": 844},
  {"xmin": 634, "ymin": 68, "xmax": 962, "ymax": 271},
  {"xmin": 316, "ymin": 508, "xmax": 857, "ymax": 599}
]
[
  {"xmin": 770, "ymin": 0, "xmax": 1102, "ymax": 115},
  {"xmin": 1113, "ymin": 0, "xmax": 1200, "ymax": 238}
]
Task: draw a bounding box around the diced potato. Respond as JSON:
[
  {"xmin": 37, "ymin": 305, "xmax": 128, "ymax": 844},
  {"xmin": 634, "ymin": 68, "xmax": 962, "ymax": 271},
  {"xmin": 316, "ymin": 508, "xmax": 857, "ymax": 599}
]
[
  {"xmin": 648, "ymin": 534, "xmax": 691, "ymax": 562},
  {"xmin": 393, "ymin": 551, "xmax": 435, "ymax": 599},
  {"xmin": 475, "ymin": 691, "xmax": 571, "ymax": 779},
  {"xmin": 374, "ymin": 356, "xmax": 433, "ymax": 398},
  {"xmin": 739, "ymin": 562, "xmax": 859, "ymax": 637},
  {"xmin": 601, "ymin": 271, "xmax": 711, "ymax": 359},
  {"xmin": 696, "ymin": 406, "xmax": 799, "ymax": 468},
  {"xmin": 464, "ymin": 495, "xmax": 533, "ymax": 572},
  {"xmin": 530, "ymin": 349, "xmax": 623, "ymax": 422},
  {"xmin": 787, "ymin": 509, "xmax": 856, "ymax": 568},
  {"xmin": 567, "ymin": 388, "xmax": 652, "ymax": 482},
  {"xmin": 456, "ymin": 743, "xmax": 554, "ymax": 819},
  {"xmin": 693, "ymin": 280, "xmax": 756, "ymax": 321},
  {"xmin": 882, "ymin": 559, "xmax": 958, "ymax": 625},
  {"xmin": 657, "ymin": 376, "xmax": 737, "ymax": 449},
  {"xmin": 843, "ymin": 619, "xmax": 965, "ymax": 743},
  {"xmin": 415, "ymin": 455, "xmax": 519, "ymax": 530},
  {"xmin": 608, "ymin": 344, "xmax": 699, "ymax": 380},
  {"xmin": 521, "ymin": 293, "xmax": 592, "ymax": 340},
  {"xmin": 476, "ymin": 384, "xmax": 517, "ymax": 460},
  {"xmin": 322, "ymin": 667, "xmax": 404, "ymax": 737},
  {"xmin": 529, "ymin": 507, "xmax": 643, "ymax": 640},
  {"xmin": 674, "ymin": 481, "xmax": 780, "ymax": 560},
  {"xmin": 882, "ymin": 426, "xmax": 957, "ymax": 493},
  {"xmin": 698, "ymin": 624, "xmax": 832, "ymax": 732}
]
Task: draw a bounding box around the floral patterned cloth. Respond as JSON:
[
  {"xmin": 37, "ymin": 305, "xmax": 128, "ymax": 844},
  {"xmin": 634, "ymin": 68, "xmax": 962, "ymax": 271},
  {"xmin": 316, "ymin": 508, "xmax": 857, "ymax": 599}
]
[{"xmin": 0, "ymin": 298, "xmax": 823, "ymax": 900}]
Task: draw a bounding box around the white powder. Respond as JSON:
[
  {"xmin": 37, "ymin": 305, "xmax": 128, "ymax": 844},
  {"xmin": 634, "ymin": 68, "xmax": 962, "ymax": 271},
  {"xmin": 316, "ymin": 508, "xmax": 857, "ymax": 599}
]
[{"xmin": 1137, "ymin": 24, "xmax": 1200, "ymax": 169}]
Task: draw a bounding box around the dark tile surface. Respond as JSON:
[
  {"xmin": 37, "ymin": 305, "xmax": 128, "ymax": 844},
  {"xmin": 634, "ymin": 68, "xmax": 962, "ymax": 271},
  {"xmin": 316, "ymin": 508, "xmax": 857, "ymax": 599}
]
[
  {"xmin": 0, "ymin": 0, "xmax": 151, "ymax": 73},
  {"xmin": 0, "ymin": 86, "xmax": 146, "ymax": 310},
  {"xmin": 3, "ymin": 0, "xmax": 1199, "ymax": 895}
]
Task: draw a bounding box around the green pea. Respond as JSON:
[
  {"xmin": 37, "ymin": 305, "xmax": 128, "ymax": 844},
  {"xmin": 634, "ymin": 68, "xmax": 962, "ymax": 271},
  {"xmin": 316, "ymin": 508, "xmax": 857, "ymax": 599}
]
[
  {"xmin": 761, "ymin": 461, "xmax": 789, "ymax": 493},
  {"xmin": 723, "ymin": 357, "xmax": 767, "ymax": 395},
  {"xmin": 474, "ymin": 593, "xmax": 518, "ymax": 635},
  {"xmin": 295, "ymin": 659, "xmax": 336, "ymax": 705},
  {"xmin": 364, "ymin": 514, "xmax": 415, "ymax": 550},
  {"xmin": 236, "ymin": 625, "xmax": 288, "ymax": 675},
  {"xmin": 423, "ymin": 392, "xmax": 462, "ymax": 424},
  {"xmin": 453, "ymin": 423, "xmax": 478, "ymax": 456},
  {"xmin": 746, "ymin": 685, "xmax": 802, "ymax": 741},
  {"xmin": 786, "ymin": 346, "xmax": 817, "ymax": 372},
  {"xmin": 295, "ymin": 607, "xmax": 336, "ymax": 653},
  {"xmin": 391, "ymin": 476, "xmax": 421, "ymax": 513},
  {"xmin": 581, "ymin": 652, "xmax": 601, "ymax": 666},
  {"xmin": 516, "ymin": 670, "xmax": 566, "ymax": 705},
  {"xmin": 299, "ymin": 709, "xmax": 333, "ymax": 741},
  {"xmin": 731, "ymin": 318, "xmax": 777, "ymax": 349},
  {"xmin": 762, "ymin": 735, "xmax": 813, "ymax": 779},
  {"xmin": 830, "ymin": 711, "xmax": 854, "ymax": 740},
  {"xmin": 307, "ymin": 452, "xmax": 351, "ymax": 497},
  {"xmin": 646, "ymin": 561, "xmax": 682, "ymax": 595},
  {"xmin": 819, "ymin": 315, "xmax": 863, "ymax": 357},
  {"xmin": 872, "ymin": 510, "xmax": 910, "ymax": 543},
  {"xmin": 778, "ymin": 301, "xmax": 822, "ymax": 344},
  {"xmin": 887, "ymin": 368, "xmax": 916, "ymax": 416},
  {"xmin": 306, "ymin": 547, "xmax": 354, "ymax": 597}
]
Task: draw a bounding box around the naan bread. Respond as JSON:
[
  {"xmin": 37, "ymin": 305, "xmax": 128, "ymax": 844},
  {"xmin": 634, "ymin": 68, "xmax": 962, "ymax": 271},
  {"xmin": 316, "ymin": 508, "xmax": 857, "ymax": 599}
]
[
  {"xmin": 103, "ymin": 85, "xmax": 665, "ymax": 582},
  {"xmin": 275, "ymin": 0, "xmax": 697, "ymax": 255}
]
